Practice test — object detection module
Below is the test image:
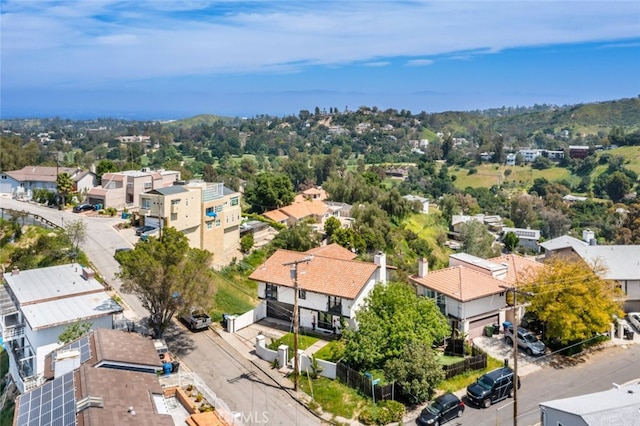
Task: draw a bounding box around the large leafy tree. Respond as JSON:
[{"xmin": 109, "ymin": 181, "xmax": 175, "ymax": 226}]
[
  {"xmin": 269, "ymin": 222, "xmax": 321, "ymax": 253},
  {"xmin": 244, "ymin": 172, "xmax": 295, "ymax": 213},
  {"xmin": 95, "ymin": 159, "xmax": 118, "ymax": 183},
  {"xmin": 342, "ymin": 282, "xmax": 450, "ymax": 371},
  {"xmin": 520, "ymin": 258, "xmax": 623, "ymax": 345},
  {"xmin": 116, "ymin": 227, "xmax": 216, "ymax": 338},
  {"xmin": 459, "ymin": 220, "xmax": 498, "ymax": 258},
  {"xmin": 64, "ymin": 219, "xmax": 87, "ymax": 260},
  {"xmin": 385, "ymin": 341, "xmax": 446, "ymax": 404}
]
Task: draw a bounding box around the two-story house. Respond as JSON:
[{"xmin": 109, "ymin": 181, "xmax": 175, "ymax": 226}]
[
  {"xmin": 501, "ymin": 227, "xmax": 542, "ymax": 253},
  {"xmin": 249, "ymin": 244, "xmax": 389, "ymax": 332},
  {"xmin": 0, "ymin": 166, "xmax": 96, "ymax": 199},
  {"xmin": 540, "ymin": 232, "xmax": 640, "ymax": 312},
  {"xmin": 263, "ymin": 200, "xmax": 332, "ymax": 228},
  {"xmin": 409, "ymin": 253, "xmax": 542, "ymax": 339},
  {"xmin": 86, "ymin": 168, "xmax": 180, "ymax": 210},
  {"xmin": 0, "ymin": 264, "xmax": 123, "ymax": 393}
]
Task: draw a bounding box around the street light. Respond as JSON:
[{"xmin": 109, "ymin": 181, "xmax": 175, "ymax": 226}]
[{"xmin": 282, "ymin": 255, "xmax": 313, "ymax": 391}]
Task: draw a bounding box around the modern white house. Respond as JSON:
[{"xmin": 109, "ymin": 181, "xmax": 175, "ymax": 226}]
[
  {"xmin": 249, "ymin": 244, "xmax": 389, "ymax": 332},
  {"xmin": 403, "ymin": 194, "xmax": 430, "ymax": 214},
  {"xmin": 409, "ymin": 253, "xmax": 543, "ymax": 339},
  {"xmin": 0, "ymin": 264, "xmax": 123, "ymax": 393},
  {"xmin": 540, "ymin": 231, "xmax": 640, "ymax": 312},
  {"xmin": 539, "ymin": 381, "xmax": 640, "ymax": 425}
]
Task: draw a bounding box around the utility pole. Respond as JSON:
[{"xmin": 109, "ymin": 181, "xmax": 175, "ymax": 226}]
[
  {"xmin": 283, "ymin": 255, "xmax": 313, "ymax": 391},
  {"xmin": 500, "ymin": 285, "xmax": 534, "ymax": 426}
]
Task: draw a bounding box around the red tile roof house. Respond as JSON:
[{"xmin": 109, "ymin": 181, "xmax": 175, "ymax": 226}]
[
  {"xmin": 409, "ymin": 253, "xmax": 543, "ymax": 339},
  {"xmin": 262, "ymin": 199, "xmax": 332, "ymax": 228},
  {"xmin": 249, "ymin": 244, "xmax": 389, "ymax": 333}
]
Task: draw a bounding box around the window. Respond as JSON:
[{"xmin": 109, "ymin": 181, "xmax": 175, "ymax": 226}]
[
  {"xmin": 171, "ymin": 199, "xmax": 180, "ymax": 205},
  {"xmin": 266, "ymin": 284, "xmax": 278, "ymax": 300},
  {"xmin": 144, "ymin": 182, "xmax": 152, "ymax": 189},
  {"xmin": 231, "ymin": 197, "xmax": 239, "ymax": 206},
  {"xmin": 206, "ymin": 222, "xmax": 213, "ymax": 230},
  {"xmin": 215, "ymin": 205, "xmax": 223, "ymax": 213},
  {"xmin": 298, "ymin": 289, "xmax": 306, "ymax": 299},
  {"xmin": 141, "ymin": 198, "xmax": 151, "ymax": 209},
  {"xmin": 328, "ymin": 296, "xmax": 341, "ymax": 313},
  {"xmin": 215, "ymin": 219, "xmax": 221, "ymax": 227}
]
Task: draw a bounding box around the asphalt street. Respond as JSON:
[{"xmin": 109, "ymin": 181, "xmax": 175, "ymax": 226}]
[
  {"xmin": 0, "ymin": 197, "xmax": 321, "ymax": 425},
  {"xmin": 405, "ymin": 343, "xmax": 640, "ymax": 426}
]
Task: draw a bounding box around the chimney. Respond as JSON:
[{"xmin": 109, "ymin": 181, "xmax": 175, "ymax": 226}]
[
  {"xmin": 82, "ymin": 267, "xmax": 95, "ymax": 280},
  {"xmin": 373, "ymin": 252, "xmax": 387, "ymax": 284},
  {"xmin": 12, "ymin": 268, "xmax": 20, "ymax": 276},
  {"xmin": 418, "ymin": 258, "xmax": 428, "ymax": 278}
]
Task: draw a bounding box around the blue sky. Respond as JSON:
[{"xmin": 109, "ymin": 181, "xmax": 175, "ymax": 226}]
[{"xmin": 1, "ymin": 1, "xmax": 639, "ymax": 120}]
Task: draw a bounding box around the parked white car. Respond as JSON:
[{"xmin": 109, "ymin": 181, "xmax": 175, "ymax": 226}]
[{"xmin": 627, "ymin": 312, "xmax": 640, "ymax": 331}]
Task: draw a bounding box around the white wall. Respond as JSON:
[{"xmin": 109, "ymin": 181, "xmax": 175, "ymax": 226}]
[
  {"xmin": 233, "ymin": 301, "xmax": 267, "ymax": 332},
  {"xmin": 624, "ymin": 280, "xmax": 640, "ymax": 299},
  {"xmin": 299, "ymin": 353, "xmax": 337, "ymax": 379},
  {"xmin": 348, "ymin": 277, "xmax": 378, "ymax": 318},
  {"xmin": 26, "ymin": 316, "xmax": 113, "ymax": 351},
  {"xmin": 254, "ymin": 335, "xmax": 278, "ymax": 362},
  {"xmin": 456, "ymin": 295, "xmax": 505, "ymax": 320}
]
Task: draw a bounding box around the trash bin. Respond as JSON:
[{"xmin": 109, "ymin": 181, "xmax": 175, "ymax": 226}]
[
  {"xmin": 484, "ymin": 325, "xmax": 494, "ymax": 337},
  {"xmin": 171, "ymin": 361, "xmax": 180, "ymax": 373},
  {"xmin": 492, "ymin": 324, "xmax": 500, "ymax": 335},
  {"xmin": 624, "ymin": 328, "xmax": 635, "ymax": 340},
  {"xmin": 222, "ymin": 313, "xmax": 230, "ymax": 328},
  {"xmin": 503, "ymin": 321, "xmax": 512, "ymax": 334}
]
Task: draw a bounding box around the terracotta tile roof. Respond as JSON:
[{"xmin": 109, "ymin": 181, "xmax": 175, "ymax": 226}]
[
  {"xmin": 487, "ymin": 254, "xmax": 543, "ymax": 286},
  {"xmin": 249, "ymin": 249, "xmax": 378, "ymax": 299},
  {"xmin": 306, "ymin": 243, "xmax": 358, "ymax": 260},
  {"xmin": 410, "ymin": 254, "xmax": 544, "ymax": 301},
  {"xmin": 410, "ymin": 266, "xmax": 508, "ymax": 302},
  {"xmin": 263, "ymin": 209, "xmax": 289, "ymax": 222},
  {"xmin": 279, "ymin": 200, "xmax": 329, "ymax": 220}
]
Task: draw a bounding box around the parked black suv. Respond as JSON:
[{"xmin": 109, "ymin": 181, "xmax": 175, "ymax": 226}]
[
  {"xmin": 72, "ymin": 203, "xmax": 94, "ymax": 213},
  {"xmin": 466, "ymin": 367, "xmax": 520, "ymax": 408}
]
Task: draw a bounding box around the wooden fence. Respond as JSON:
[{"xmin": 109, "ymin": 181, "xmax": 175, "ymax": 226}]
[
  {"xmin": 335, "ymin": 362, "xmax": 395, "ymax": 401},
  {"xmin": 442, "ymin": 345, "xmax": 488, "ymax": 379}
]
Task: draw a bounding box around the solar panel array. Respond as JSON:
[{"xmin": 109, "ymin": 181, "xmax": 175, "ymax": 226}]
[
  {"xmin": 52, "ymin": 334, "xmax": 92, "ymax": 370},
  {"xmin": 16, "ymin": 371, "xmax": 76, "ymax": 426}
]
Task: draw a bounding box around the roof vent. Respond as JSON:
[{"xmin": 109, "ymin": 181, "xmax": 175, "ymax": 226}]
[
  {"xmin": 76, "ymin": 396, "xmax": 105, "ymax": 413},
  {"xmin": 82, "ymin": 267, "xmax": 95, "ymax": 280}
]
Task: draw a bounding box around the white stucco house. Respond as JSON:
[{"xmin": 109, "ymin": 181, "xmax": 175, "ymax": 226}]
[
  {"xmin": 249, "ymin": 244, "xmax": 389, "ymax": 333},
  {"xmin": 501, "ymin": 227, "xmax": 542, "ymax": 253},
  {"xmin": 403, "ymin": 194, "xmax": 430, "ymax": 214},
  {"xmin": 409, "ymin": 253, "xmax": 543, "ymax": 339},
  {"xmin": 0, "ymin": 264, "xmax": 123, "ymax": 393},
  {"xmin": 541, "ymin": 232, "xmax": 640, "ymax": 312}
]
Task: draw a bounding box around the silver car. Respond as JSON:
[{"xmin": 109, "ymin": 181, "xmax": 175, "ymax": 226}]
[
  {"xmin": 505, "ymin": 326, "xmax": 546, "ymax": 356},
  {"xmin": 627, "ymin": 312, "xmax": 640, "ymax": 331}
]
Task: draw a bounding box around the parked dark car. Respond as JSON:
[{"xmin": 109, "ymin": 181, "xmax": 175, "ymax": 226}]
[
  {"xmin": 466, "ymin": 367, "xmax": 520, "ymax": 408},
  {"xmin": 418, "ymin": 392, "xmax": 464, "ymax": 425},
  {"xmin": 135, "ymin": 225, "xmax": 157, "ymax": 236},
  {"xmin": 73, "ymin": 203, "xmax": 94, "ymax": 213}
]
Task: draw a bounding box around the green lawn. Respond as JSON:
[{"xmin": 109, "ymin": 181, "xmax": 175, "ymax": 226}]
[
  {"xmin": 436, "ymin": 352, "xmax": 465, "ymax": 366},
  {"xmin": 452, "ymin": 163, "xmax": 576, "ymax": 189},
  {"xmin": 437, "ymin": 355, "xmax": 504, "ymax": 394},
  {"xmin": 210, "ymin": 271, "xmax": 259, "ymax": 322},
  {"xmin": 268, "ymin": 333, "xmax": 319, "ymax": 351},
  {"xmin": 300, "ymin": 375, "xmax": 367, "ymax": 421},
  {"xmin": 313, "ymin": 340, "xmax": 345, "ymax": 363}
]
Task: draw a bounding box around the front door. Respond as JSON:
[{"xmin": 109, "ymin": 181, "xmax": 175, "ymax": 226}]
[{"xmin": 317, "ymin": 312, "xmax": 333, "ymax": 330}]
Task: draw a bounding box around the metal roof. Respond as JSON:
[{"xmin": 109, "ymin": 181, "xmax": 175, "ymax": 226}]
[
  {"xmin": 3, "ymin": 264, "xmax": 104, "ymax": 305},
  {"xmin": 149, "ymin": 185, "xmax": 190, "ymax": 196},
  {"xmin": 22, "ymin": 293, "xmax": 122, "ymax": 330}
]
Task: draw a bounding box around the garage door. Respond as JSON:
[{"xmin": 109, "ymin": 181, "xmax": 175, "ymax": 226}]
[
  {"xmin": 468, "ymin": 314, "xmax": 499, "ymax": 339},
  {"xmin": 144, "ymin": 216, "xmax": 161, "ymax": 228}
]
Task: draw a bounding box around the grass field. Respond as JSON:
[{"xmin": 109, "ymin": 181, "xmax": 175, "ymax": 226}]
[
  {"xmin": 403, "ymin": 212, "xmax": 452, "ymax": 269},
  {"xmin": 268, "ymin": 333, "xmax": 319, "ymax": 351},
  {"xmin": 451, "ymin": 163, "xmax": 577, "ymax": 189}
]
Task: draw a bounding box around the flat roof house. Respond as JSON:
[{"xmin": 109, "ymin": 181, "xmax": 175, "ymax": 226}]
[
  {"xmin": 1, "ymin": 264, "xmax": 123, "ymax": 393},
  {"xmin": 249, "ymin": 245, "xmax": 389, "ymax": 333}
]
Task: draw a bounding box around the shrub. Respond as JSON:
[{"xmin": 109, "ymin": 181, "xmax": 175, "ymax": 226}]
[{"xmin": 358, "ymin": 400, "xmax": 405, "ymax": 425}]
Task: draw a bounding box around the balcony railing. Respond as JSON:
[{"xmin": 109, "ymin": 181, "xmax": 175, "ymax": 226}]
[{"xmin": 2, "ymin": 324, "xmax": 25, "ymax": 341}]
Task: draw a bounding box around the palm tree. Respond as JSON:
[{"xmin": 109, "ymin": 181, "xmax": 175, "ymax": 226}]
[{"xmin": 56, "ymin": 172, "xmax": 74, "ymax": 209}]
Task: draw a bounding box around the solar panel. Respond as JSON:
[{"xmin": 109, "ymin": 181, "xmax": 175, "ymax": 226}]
[{"xmin": 15, "ymin": 371, "xmax": 76, "ymax": 426}]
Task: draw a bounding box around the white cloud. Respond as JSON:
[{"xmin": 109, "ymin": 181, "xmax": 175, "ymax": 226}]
[
  {"xmin": 1, "ymin": 1, "xmax": 639, "ymax": 88},
  {"xmin": 364, "ymin": 61, "xmax": 391, "ymax": 67},
  {"xmin": 406, "ymin": 59, "xmax": 434, "ymax": 67}
]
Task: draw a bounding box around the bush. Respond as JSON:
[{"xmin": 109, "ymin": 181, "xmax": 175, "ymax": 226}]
[
  {"xmin": 104, "ymin": 207, "xmax": 118, "ymax": 217},
  {"xmin": 358, "ymin": 400, "xmax": 405, "ymax": 425}
]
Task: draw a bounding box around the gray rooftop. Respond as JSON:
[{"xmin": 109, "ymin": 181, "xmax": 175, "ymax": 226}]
[
  {"xmin": 450, "ymin": 253, "xmax": 505, "ymax": 272},
  {"xmin": 542, "ymin": 236, "xmax": 640, "ymax": 280},
  {"xmin": 3, "ymin": 264, "xmax": 104, "ymax": 304},
  {"xmin": 22, "ymin": 292, "xmax": 122, "ymax": 330},
  {"xmin": 150, "ymin": 185, "xmax": 190, "ymax": 196},
  {"xmin": 541, "ymin": 382, "xmax": 640, "ymax": 425}
]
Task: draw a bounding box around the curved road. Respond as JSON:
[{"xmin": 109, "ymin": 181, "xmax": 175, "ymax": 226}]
[{"xmin": 0, "ymin": 197, "xmax": 321, "ymax": 426}]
